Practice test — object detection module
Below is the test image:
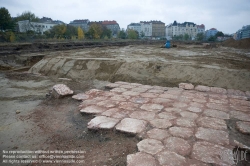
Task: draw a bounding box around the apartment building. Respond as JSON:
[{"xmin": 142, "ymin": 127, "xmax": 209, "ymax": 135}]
[
  {"xmin": 205, "ymin": 28, "xmax": 218, "ymax": 39},
  {"xmin": 127, "ymin": 23, "xmax": 141, "ymax": 35},
  {"xmin": 101, "ymin": 20, "xmax": 120, "ymax": 37},
  {"xmin": 166, "ymin": 20, "xmax": 205, "ymax": 40},
  {"xmin": 140, "ymin": 21, "xmax": 152, "ymax": 37},
  {"xmin": 69, "ymin": 19, "xmax": 90, "ymax": 32}
]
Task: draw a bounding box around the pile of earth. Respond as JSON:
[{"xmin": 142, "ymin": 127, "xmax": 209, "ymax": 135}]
[{"xmin": 222, "ymin": 38, "xmax": 250, "ymax": 49}]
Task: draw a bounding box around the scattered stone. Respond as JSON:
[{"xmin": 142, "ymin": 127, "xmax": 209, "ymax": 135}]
[
  {"xmin": 176, "ymin": 118, "xmax": 196, "ymax": 127},
  {"xmin": 85, "ymin": 89, "xmax": 103, "ymax": 96},
  {"xmin": 72, "ymin": 93, "xmax": 89, "ymax": 100},
  {"xmin": 157, "ymin": 150, "xmax": 186, "ymax": 166},
  {"xmin": 197, "ymin": 117, "xmax": 227, "ymax": 130},
  {"xmin": 169, "ymin": 127, "xmax": 194, "ymax": 139},
  {"xmin": 87, "ymin": 116, "xmax": 120, "ymax": 130},
  {"xmin": 210, "ymin": 87, "xmax": 227, "ymax": 94},
  {"xmin": 195, "ymin": 85, "xmax": 211, "ymax": 92},
  {"xmin": 130, "ymin": 97, "xmax": 150, "ymax": 104},
  {"xmin": 157, "ymin": 112, "xmax": 177, "ymax": 120},
  {"xmin": 147, "ymin": 128, "xmax": 170, "ymax": 140},
  {"xmin": 179, "ymin": 83, "xmax": 194, "ymax": 90},
  {"xmin": 230, "ymin": 111, "xmax": 250, "ymax": 122},
  {"xmin": 195, "ymin": 127, "xmax": 229, "ymax": 145},
  {"xmin": 150, "ymin": 119, "xmax": 172, "ymax": 129},
  {"xmin": 140, "ymin": 103, "xmax": 164, "ymax": 112},
  {"xmin": 236, "ymin": 121, "xmax": 250, "ymax": 134},
  {"xmin": 187, "ymin": 106, "xmax": 202, "ymax": 113},
  {"xmin": 16, "ymin": 110, "xmax": 21, "ymax": 114},
  {"xmin": 129, "ymin": 111, "xmax": 156, "ymax": 121},
  {"xmin": 202, "ymin": 109, "xmax": 230, "ymax": 119},
  {"xmin": 80, "ymin": 105, "xmax": 106, "ymax": 114},
  {"xmin": 115, "ymin": 118, "xmax": 147, "ymax": 134},
  {"xmin": 180, "ymin": 111, "xmax": 199, "ymax": 120},
  {"xmin": 137, "ymin": 139, "xmax": 164, "ymax": 155},
  {"xmin": 163, "ymin": 137, "xmax": 192, "ymax": 156},
  {"xmin": 127, "ymin": 152, "xmax": 158, "ymax": 166},
  {"xmin": 191, "ymin": 141, "xmax": 234, "ymax": 165},
  {"xmin": 52, "ymin": 84, "xmax": 73, "ymax": 98}
]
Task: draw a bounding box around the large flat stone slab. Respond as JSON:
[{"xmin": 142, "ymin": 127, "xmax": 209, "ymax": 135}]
[
  {"xmin": 115, "ymin": 118, "xmax": 147, "ymax": 134},
  {"xmin": 147, "ymin": 128, "xmax": 170, "ymax": 140},
  {"xmin": 163, "ymin": 137, "xmax": 191, "ymax": 156},
  {"xmin": 127, "ymin": 152, "xmax": 158, "ymax": 166},
  {"xmin": 191, "ymin": 141, "xmax": 234, "ymax": 165},
  {"xmin": 197, "ymin": 117, "xmax": 227, "ymax": 130},
  {"xmin": 179, "ymin": 83, "xmax": 194, "ymax": 90},
  {"xmin": 176, "ymin": 118, "xmax": 196, "ymax": 127},
  {"xmin": 202, "ymin": 109, "xmax": 230, "ymax": 119},
  {"xmin": 72, "ymin": 93, "xmax": 89, "ymax": 100},
  {"xmin": 87, "ymin": 116, "xmax": 120, "ymax": 129},
  {"xmin": 230, "ymin": 111, "xmax": 250, "ymax": 122},
  {"xmin": 140, "ymin": 103, "xmax": 164, "ymax": 112},
  {"xmin": 80, "ymin": 105, "xmax": 106, "ymax": 114},
  {"xmin": 169, "ymin": 127, "xmax": 194, "ymax": 139},
  {"xmin": 179, "ymin": 111, "xmax": 198, "ymax": 120},
  {"xmin": 195, "ymin": 127, "xmax": 229, "ymax": 145},
  {"xmin": 157, "ymin": 150, "xmax": 186, "ymax": 166},
  {"xmin": 150, "ymin": 119, "xmax": 172, "ymax": 129},
  {"xmin": 236, "ymin": 121, "xmax": 250, "ymax": 134},
  {"xmin": 137, "ymin": 139, "xmax": 164, "ymax": 155},
  {"xmin": 129, "ymin": 111, "xmax": 156, "ymax": 121}
]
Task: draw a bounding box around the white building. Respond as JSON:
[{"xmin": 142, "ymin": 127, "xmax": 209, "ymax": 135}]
[
  {"xmin": 140, "ymin": 21, "xmax": 152, "ymax": 37},
  {"xmin": 18, "ymin": 20, "xmax": 59, "ymax": 34},
  {"xmin": 127, "ymin": 23, "xmax": 141, "ymax": 35},
  {"xmin": 166, "ymin": 20, "xmax": 205, "ymax": 40}
]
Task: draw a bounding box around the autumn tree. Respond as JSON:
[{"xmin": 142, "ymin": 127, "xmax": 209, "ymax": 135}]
[
  {"xmin": 118, "ymin": 30, "xmax": 127, "ymax": 39},
  {"xmin": 88, "ymin": 23, "xmax": 103, "ymax": 39},
  {"xmin": 0, "ymin": 7, "xmax": 14, "ymax": 30},
  {"xmin": 127, "ymin": 29, "xmax": 138, "ymax": 39},
  {"xmin": 9, "ymin": 32, "xmax": 15, "ymax": 42},
  {"xmin": 45, "ymin": 24, "xmax": 67, "ymax": 39},
  {"xmin": 77, "ymin": 27, "xmax": 84, "ymax": 40},
  {"xmin": 196, "ymin": 33, "xmax": 204, "ymax": 41}
]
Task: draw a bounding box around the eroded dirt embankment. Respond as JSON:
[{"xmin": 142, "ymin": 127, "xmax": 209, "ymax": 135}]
[{"xmin": 28, "ymin": 44, "xmax": 250, "ymax": 91}]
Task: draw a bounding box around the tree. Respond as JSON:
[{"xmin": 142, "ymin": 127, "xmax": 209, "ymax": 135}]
[
  {"xmin": 65, "ymin": 25, "xmax": 77, "ymax": 39},
  {"xmin": 9, "ymin": 32, "xmax": 15, "ymax": 42},
  {"xmin": 15, "ymin": 11, "xmax": 39, "ymax": 22},
  {"xmin": 0, "ymin": 7, "xmax": 14, "ymax": 30},
  {"xmin": 208, "ymin": 36, "xmax": 216, "ymax": 42},
  {"xmin": 88, "ymin": 23, "xmax": 103, "ymax": 39},
  {"xmin": 196, "ymin": 33, "xmax": 204, "ymax": 41},
  {"xmin": 101, "ymin": 26, "xmax": 112, "ymax": 39},
  {"xmin": 127, "ymin": 29, "xmax": 138, "ymax": 39},
  {"xmin": 77, "ymin": 27, "xmax": 84, "ymax": 40},
  {"xmin": 118, "ymin": 30, "xmax": 127, "ymax": 39},
  {"xmin": 184, "ymin": 34, "xmax": 189, "ymax": 40},
  {"xmin": 45, "ymin": 24, "xmax": 67, "ymax": 39},
  {"xmin": 215, "ymin": 31, "xmax": 224, "ymax": 38},
  {"xmin": 140, "ymin": 31, "xmax": 145, "ymax": 38}
]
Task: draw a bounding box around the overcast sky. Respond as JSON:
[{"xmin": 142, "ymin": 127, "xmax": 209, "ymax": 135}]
[{"xmin": 1, "ymin": 0, "xmax": 250, "ymax": 34}]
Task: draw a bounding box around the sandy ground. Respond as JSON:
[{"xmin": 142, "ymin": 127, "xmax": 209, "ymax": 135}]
[
  {"xmin": 29, "ymin": 44, "xmax": 250, "ymax": 91},
  {"xmin": 0, "ymin": 72, "xmax": 139, "ymax": 166}
]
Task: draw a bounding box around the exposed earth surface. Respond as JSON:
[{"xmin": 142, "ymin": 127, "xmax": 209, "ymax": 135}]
[{"xmin": 0, "ymin": 40, "xmax": 250, "ymax": 166}]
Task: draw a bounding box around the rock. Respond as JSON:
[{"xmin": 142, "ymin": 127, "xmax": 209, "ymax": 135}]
[
  {"xmin": 52, "ymin": 84, "xmax": 73, "ymax": 98},
  {"xmin": 195, "ymin": 85, "xmax": 211, "ymax": 92},
  {"xmin": 72, "ymin": 93, "xmax": 89, "ymax": 100},
  {"xmin": 179, "ymin": 111, "xmax": 199, "ymax": 120},
  {"xmin": 191, "ymin": 141, "xmax": 234, "ymax": 165},
  {"xmin": 236, "ymin": 121, "xmax": 250, "ymax": 134},
  {"xmin": 227, "ymin": 89, "xmax": 246, "ymax": 96},
  {"xmin": 150, "ymin": 119, "xmax": 172, "ymax": 129},
  {"xmin": 157, "ymin": 112, "xmax": 177, "ymax": 120},
  {"xmin": 157, "ymin": 151, "xmax": 186, "ymax": 166},
  {"xmin": 163, "ymin": 137, "xmax": 192, "ymax": 156},
  {"xmin": 115, "ymin": 118, "xmax": 147, "ymax": 134},
  {"xmin": 16, "ymin": 110, "xmax": 21, "ymax": 114},
  {"xmin": 87, "ymin": 116, "xmax": 120, "ymax": 130},
  {"xmin": 202, "ymin": 109, "xmax": 229, "ymax": 119},
  {"xmin": 129, "ymin": 111, "xmax": 156, "ymax": 121},
  {"xmin": 127, "ymin": 152, "xmax": 158, "ymax": 166},
  {"xmin": 210, "ymin": 87, "xmax": 227, "ymax": 94},
  {"xmin": 169, "ymin": 127, "xmax": 194, "ymax": 139},
  {"xmin": 230, "ymin": 111, "xmax": 250, "ymax": 122},
  {"xmin": 140, "ymin": 103, "xmax": 164, "ymax": 112},
  {"xmin": 179, "ymin": 83, "xmax": 194, "ymax": 90},
  {"xmin": 195, "ymin": 127, "xmax": 229, "ymax": 145},
  {"xmin": 176, "ymin": 118, "xmax": 196, "ymax": 127},
  {"xmin": 187, "ymin": 106, "xmax": 202, "ymax": 113},
  {"xmin": 197, "ymin": 117, "xmax": 227, "ymax": 130},
  {"xmin": 137, "ymin": 139, "xmax": 164, "ymax": 155},
  {"xmin": 80, "ymin": 105, "xmax": 106, "ymax": 114},
  {"xmin": 147, "ymin": 128, "xmax": 170, "ymax": 140}
]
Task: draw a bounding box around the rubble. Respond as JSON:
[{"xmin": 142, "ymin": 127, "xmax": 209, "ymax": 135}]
[{"xmin": 52, "ymin": 84, "xmax": 73, "ymax": 98}]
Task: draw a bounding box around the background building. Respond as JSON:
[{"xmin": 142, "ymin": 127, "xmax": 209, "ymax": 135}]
[
  {"xmin": 205, "ymin": 28, "xmax": 218, "ymax": 39},
  {"xmin": 235, "ymin": 25, "xmax": 250, "ymax": 40},
  {"xmin": 151, "ymin": 21, "xmax": 165, "ymax": 38},
  {"xmin": 127, "ymin": 23, "xmax": 141, "ymax": 35},
  {"xmin": 166, "ymin": 20, "xmax": 205, "ymax": 40},
  {"xmin": 69, "ymin": 19, "xmax": 90, "ymax": 32},
  {"xmin": 101, "ymin": 20, "xmax": 120, "ymax": 38}
]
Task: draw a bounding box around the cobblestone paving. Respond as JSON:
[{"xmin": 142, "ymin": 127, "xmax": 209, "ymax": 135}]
[{"xmin": 76, "ymin": 82, "xmax": 250, "ymax": 166}]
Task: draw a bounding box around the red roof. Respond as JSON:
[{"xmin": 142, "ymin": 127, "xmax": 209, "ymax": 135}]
[{"xmin": 102, "ymin": 20, "xmax": 117, "ymax": 25}]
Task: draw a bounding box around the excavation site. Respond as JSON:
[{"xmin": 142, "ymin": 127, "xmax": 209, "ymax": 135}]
[{"xmin": 0, "ymin": 40, "xmax": 250, "ymax": 165}]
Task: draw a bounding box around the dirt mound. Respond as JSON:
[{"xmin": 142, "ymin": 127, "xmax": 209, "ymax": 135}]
[{"xmin": 222, "ymin": 38, "xmax": 250, "ymax": 49}]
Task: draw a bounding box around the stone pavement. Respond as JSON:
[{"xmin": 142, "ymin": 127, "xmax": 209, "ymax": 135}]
[{"xmin": 76, "ymin": 82, "xmax": 250, "ymax": 166}]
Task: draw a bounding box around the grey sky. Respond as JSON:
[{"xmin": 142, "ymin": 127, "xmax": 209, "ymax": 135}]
[{"xmin": 1, "ymin": 0, "xmax": 250, "ymax": 34}]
